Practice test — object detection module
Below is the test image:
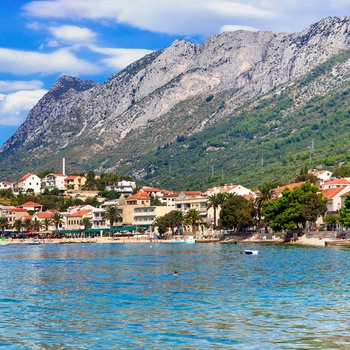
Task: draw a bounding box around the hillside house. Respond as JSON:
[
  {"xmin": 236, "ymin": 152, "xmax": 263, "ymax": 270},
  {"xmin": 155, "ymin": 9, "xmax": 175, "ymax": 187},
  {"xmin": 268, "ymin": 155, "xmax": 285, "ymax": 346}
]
[
  {"xmin": 14, "ymin": 173, "xmax": 41, "ymax": 194},
  {"xmin": 41, "ymin": 173, "xmax": 66, "ymax": 192}
]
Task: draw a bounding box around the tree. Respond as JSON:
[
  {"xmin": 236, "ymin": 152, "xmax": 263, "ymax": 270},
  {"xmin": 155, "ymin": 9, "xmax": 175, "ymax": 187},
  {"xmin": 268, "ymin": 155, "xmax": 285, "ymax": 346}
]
[
  {"xmin": 339, "ymin": 193, "xmax": 350, "ymax": 228},
  {"xmin": 153, "ymin": 216, "xmax": 168, "ymax": 237},
  {"xmin": 254, "ymin": 182, "xmax": 276, "ymax": 231},
  {"xmin": 82, "ymin": 217, "xmax": 92, "ymax": 230},
  {"xmin": 42, "ymin": 218, "xmax": 53, "ymax": 231},
  {"xmin": 52, "ymin": 212, "xmax": 63, "ymax": 232},
  {"xmin": 105, "ymin": 206, "xmax": 121, "ymax": 228},
  {"xmin": 262, "ymin": 182, "xmax": 327, "ymax": 231},
  {"xmin": 13, "ymin": 219, "xmax": 23, "ymax": 233},
  {"xmin": 207, "ymin": 193, "xmax": 226, "ymax": 230},
  {"xmin": 219, "ymin": 195, "xmax": 254, "ymax": 231},
  {"xmin": 33, "ymin": 219, "xmax": 45, "ymax": 232},
  {"xmin": 0, "ymin": 217, "xmax": 8, "ymax": 233},
  {"xmin": 23, "ymin": 218, "xmax": 33, "ymax": 232},
  {"xmin": 185, "ymin": 209, "xmax": 203, "ymax": 234},
  {"xmin": 150, "ymin": 194, "xmax": 163, "ymax": 206},
  {"xmin": 323, "ymin": 214, "xmax": 338, "ymax": 231}
]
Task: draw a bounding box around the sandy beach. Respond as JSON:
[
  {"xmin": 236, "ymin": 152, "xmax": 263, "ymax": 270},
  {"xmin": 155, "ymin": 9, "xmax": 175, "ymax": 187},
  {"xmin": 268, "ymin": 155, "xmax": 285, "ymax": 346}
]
[{"xmin": 290, "ymin": 234, "xmax": 327, "ymax": 247}]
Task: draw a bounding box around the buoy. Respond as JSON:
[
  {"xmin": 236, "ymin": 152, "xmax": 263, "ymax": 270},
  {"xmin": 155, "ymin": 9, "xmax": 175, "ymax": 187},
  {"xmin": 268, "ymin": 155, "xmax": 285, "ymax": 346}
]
[{"xmin": 150, "ymin": 245, "xmax": 152, "ymax": 248}]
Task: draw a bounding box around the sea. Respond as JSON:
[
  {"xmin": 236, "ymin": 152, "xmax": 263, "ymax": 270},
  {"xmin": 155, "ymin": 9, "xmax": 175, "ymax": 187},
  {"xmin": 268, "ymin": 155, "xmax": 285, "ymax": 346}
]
[{"xmin": 0, "ymin": 242, "xmax": 350, "ymax": 349}]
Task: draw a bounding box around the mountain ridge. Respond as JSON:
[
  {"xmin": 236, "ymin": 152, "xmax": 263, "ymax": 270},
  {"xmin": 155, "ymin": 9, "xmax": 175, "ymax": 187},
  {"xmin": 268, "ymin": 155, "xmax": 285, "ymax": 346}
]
[{"xmin": 1, "ymin": 16, "xmax": 350, "ymax": 188}]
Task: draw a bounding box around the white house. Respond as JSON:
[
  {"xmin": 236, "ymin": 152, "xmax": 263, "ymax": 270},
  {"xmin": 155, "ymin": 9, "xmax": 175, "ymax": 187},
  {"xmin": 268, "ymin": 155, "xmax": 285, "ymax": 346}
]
[
  {"xmin": 14, "ymin": 173, "xmax": 41, "ymax": 194},
  {"xmin": 106, "ymin": 180, "xmax": 136, "ymax": 195},
  {"xmin": 0, "ymin": 180, "xmax": 13, "ymax": 190},
  {"xmin": 204, "ymin": 184, "xmax": 255, "ymax": 198},
  {"xmin": 320, "ymin": 178, "xmax": 350, "ymax": 190},
  {"xmin": 312, "ymin": 170, "xmax": 333, "ymax": 181},
  {"xmin": 321, "ymin": 187, "xmax": 349, "ymax": 213},
  {"xmin": 41, "ymin": 173, "xmax": 67, "ymax": 192}
]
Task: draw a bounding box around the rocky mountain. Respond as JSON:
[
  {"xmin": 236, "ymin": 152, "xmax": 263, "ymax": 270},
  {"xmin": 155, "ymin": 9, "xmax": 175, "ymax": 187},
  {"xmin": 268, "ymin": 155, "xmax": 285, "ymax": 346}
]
[{"xmin": 2, "ymin": 16, "xmax": 350, "ymax": 188}]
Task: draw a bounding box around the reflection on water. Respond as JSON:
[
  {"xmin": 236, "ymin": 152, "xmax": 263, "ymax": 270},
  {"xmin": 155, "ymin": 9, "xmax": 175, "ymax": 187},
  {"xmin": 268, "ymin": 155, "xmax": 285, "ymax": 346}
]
[{"xmin": 0, "ymin": 243, "xmax": 350, "ymax": 349}]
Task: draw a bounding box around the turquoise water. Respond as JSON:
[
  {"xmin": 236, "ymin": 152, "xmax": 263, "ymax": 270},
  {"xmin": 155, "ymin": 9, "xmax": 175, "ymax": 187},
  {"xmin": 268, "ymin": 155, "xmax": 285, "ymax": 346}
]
[{"xmin": 0, "ymin": 243, "xmax": 350, "ymax": 349}]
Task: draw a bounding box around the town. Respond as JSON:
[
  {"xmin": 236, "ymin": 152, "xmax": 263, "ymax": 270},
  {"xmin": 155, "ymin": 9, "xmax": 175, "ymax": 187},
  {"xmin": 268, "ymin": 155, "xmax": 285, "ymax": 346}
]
[{"xmin": 1, "ymin": 158, "xmax": 349, "ymax": 245}]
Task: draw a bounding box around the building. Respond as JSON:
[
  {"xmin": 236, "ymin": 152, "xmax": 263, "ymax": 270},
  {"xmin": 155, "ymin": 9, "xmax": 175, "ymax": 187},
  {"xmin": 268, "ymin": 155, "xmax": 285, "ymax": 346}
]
[
  {"xmin": 67, "ymin": 209, "xmax": 93, "ymax": 230},
  {"xmin": 321, "ymin": 187, "xmax": 349, "ymax": 213},
  {"xmin": 106, "ymin": 180, "xmax": 136, "ymax": 196},
  {"xmin": 32, "ymin": 211, "xmax": 56, "ymax": 231},
  {"xmin": 91, "ymin": 208, "xmax": 106, "ymax": 229},
  {"xmin": 0, "ymin": 181, "xmax": 13, "ymax": 190},
  {"xmin": 18, "ymin": 201, "xmax": 43, "ymax": 213},
  {"xmin": 64, "ymin": 175, "xmax": 86, "ymax": 191},
  {"xmin": 41, "ymin": 173, "xmax": 67, "ymax": 192},
  {"xmin": 14, "ymin": 173, "xmax": 41, "ymax": 194}
]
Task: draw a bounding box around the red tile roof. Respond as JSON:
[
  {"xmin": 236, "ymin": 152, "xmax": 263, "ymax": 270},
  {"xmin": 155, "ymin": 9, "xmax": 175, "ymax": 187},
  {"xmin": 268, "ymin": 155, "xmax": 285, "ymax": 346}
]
[
  {"xmin": 321, "ymin": 187, "xmax": 346, "ymax": 199},
  {"xmin": 322, "ymin": 178, "xmax": 350, "ymax": 186},
  {"xmin": 9, "ymin": 208, "xmax": 28, "ymax": 213},
  {"xmin": 19, "ymin": 173, "xmax": 36, "ymax": 181},
  {"xmin": 181, "ymin": 191, "xmax": 202, "ymax": 197},
  {"xmin": 34, "ymin": 212, "xmax": 54, "ymax": 219},
  {"xmin": 128, "ymin": 192, "xmax": 151, "ymax": 200},
  {"xmin": 141, "ymin": 187, "xmax": 161, "ymax": 192},
  {"xmin": 19, "ymin": 201, "xmax": 43, "ymax": 207},
  {"xmin": 273, "ymin": 182, "xmax": 305, "ymax": 192},
  {"xmin": 69, "ymin": 210, "xmax": 92, "ymax": 217}
]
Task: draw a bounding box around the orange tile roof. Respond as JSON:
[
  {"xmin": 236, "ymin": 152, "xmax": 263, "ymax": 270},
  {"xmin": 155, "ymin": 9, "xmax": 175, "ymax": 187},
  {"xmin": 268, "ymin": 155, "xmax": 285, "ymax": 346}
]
[
  {"xmin": 19, "ymin": 173, "xmax": 35, "ymax": 181},
  {"xmin": 128, "ymin": 192, "xmax": 151, "ymax": 200},
  {"xmin": 9, "ymin": 208, "xmax": 28, "ymax": 213},
  {"xmin": 20, "ymin": 201, "xmax": 43, "ymax": 207},
  {"xmin": 34, "ymin": 212, "xmax": 54, "ymax": 219},
  {"xmin": 322, "ymin": 178, "xmax": 350, "ymax": 186},
  {"xmin": 321, "ymin": 187, "xmax": 346, "ymax": 199},
  {"xmin": 273, "ymin": 182, "xmax": 305, "ymax": 192},
  {"xmin": 182, "ymin": 191, "xmax": 202, "ymax": 196},
  {"xmin": 141, "ymin": 187, "xmax": 161, "ymax": 192},
  {"xmin": 69, "ymin": 210, "xmax": 92, "ymax": 217}
]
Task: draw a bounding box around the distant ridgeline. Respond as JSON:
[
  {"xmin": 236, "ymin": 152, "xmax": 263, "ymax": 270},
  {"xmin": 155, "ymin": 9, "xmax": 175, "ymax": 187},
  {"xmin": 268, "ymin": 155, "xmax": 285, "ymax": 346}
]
[{"xmin": 1, "ymin": 16, "xmax": 350, "ymax": 190}]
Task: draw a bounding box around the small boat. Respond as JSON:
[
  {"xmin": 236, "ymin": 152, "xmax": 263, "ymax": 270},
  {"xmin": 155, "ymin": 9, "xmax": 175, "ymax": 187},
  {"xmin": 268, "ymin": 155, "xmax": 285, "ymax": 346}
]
[
  {"xmin": 245, "ymin": 250, "xmax": 258, "ymax": 255},
  {"xmin": 195, "ymin": 238, "xmax": 220, "ymax": 243},
  {"xmin": 29, "ymin": 240, "xmax": 41, "ymax": 245}
]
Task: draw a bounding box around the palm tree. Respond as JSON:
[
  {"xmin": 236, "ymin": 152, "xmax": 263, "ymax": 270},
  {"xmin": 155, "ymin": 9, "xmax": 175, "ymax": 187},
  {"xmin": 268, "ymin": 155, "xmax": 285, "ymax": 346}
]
[
  {"xmin": 33, "ymin": 219, "xmax": 45, "ymax": 232},
  {"xmin": 255, "ymin": 182, "xmax": 275, "ymax": 232},
  {"xmin": 172, "ymin": 210, "xmax": 184, "ymax": 235},
  {"xmin": 207, "ymin": 193, "xmax": 226, "ymax": 230},
  {"xmin": 42, "ymin": 217, "xmax": 53, "ymax": 231},
  {"xmin": 0, "ymin": 217, "xmax": 8, "ymax": 234},
  {"xmin": 185, "ymin": 209, "xmax": 203, "ymax": 234},
  {"xmin": 52, "ymin": 212, "xmax": 63, "ymax": 232},
  {"xmin": 105, "ymin": 206, "xmax": 122, "ymax": 228},
  {"xmin": 82, "ymin": 217, "xmax": 92, "ymax": 230},
  {"xmin": 13, "ymin": 219, "xmax": 23, "ymax": 234},
  {"xmin": 23, "ymin": 218, "xmax": 33, "ymax": 232}
]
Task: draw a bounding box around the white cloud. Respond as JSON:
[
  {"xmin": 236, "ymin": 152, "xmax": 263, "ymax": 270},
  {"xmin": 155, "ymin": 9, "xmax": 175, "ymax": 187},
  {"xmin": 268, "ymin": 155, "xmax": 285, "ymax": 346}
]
[
  {"xmin": 22, "ymin": 0, "xmax": 350, "ymax": 35},
  {"xmin": 49, "ymin": 25, "xmax": 98, "ymax": 44},
  {"xmin": 0, "ymin": 80, "xmax": 44, "ymax": 93},
  {"xmin": 89, "ymin": 46, "xmax": 153, "ymax": 70},
  {"xmin": 0, "ymin": 89, "xmax": 47, "ymax": 126},
  {"xmin": 0, "ymin": 47, "xmax": 100, "ymax": 76},
  {"xmin": 220, "ymin": 25, "xmax": 260, "ymax": 33}
]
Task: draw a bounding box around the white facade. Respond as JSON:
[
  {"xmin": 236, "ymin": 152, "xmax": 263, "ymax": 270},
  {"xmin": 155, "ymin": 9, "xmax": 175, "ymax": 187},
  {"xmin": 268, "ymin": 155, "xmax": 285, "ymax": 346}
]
[
  {"xmin": 15, "ymin": 173, "xmax": 41, "ymax": 194},
  {"xmin": 41, "ymin": 173, "xmax": 66, "ymax": 191}
]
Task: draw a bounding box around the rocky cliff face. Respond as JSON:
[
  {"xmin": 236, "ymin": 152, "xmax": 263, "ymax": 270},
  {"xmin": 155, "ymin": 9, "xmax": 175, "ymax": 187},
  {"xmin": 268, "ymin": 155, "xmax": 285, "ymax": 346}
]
[{"xmin": 1, "ymin": 16, "xmax": 350, "ymax": 179}]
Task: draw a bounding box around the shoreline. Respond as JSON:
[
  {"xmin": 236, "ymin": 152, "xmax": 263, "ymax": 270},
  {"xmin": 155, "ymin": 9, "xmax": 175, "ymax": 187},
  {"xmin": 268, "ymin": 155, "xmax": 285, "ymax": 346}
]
[{"xmin": 0, "ymin": 234, "xmax": 337, "ymax": 247}]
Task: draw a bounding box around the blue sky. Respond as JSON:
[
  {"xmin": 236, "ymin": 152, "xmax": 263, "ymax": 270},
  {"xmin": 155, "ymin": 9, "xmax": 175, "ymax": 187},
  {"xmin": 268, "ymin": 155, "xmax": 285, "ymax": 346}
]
[{"xmin": 0, "ymin": 1, "xmax": 350, "ymax": 148}]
